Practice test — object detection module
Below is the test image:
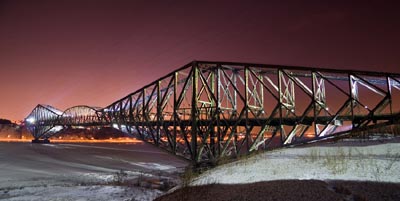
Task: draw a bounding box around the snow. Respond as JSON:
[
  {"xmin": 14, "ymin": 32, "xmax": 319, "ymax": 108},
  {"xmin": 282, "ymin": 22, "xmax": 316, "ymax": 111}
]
[
  {"xmin": 128, "ymin": 162, "xmax": 177, "ymax": 172},
  {"xmin": 193, "ymin": 141, "xmax": 400, "ymax": 185},
  {"xmin": 3, "ymin": 185, "xmax": 162, "ymax": 201},
  {"xmin": 0, "ymin": 142, "xmax": 187, "ymax": 201},
  {"xmin": 3, "ymin": 137, "xmax": 399, "ymax": 200}
]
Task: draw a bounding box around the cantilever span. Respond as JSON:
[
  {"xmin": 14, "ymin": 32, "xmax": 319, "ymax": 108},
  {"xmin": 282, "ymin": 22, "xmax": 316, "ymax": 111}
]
[
  {"xmin": 25, "ymin": 61, "xmax": 400, "ymax": 163},
  {"xmin": 59, "ymin": 105, "xmax": 104, "ymax": 126}
]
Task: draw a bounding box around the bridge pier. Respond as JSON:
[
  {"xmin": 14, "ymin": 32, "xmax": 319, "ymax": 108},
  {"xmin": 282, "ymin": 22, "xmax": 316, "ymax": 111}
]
[{"xmin": 31, "ymin": 139, "xmax": 50, "ymax": 143}]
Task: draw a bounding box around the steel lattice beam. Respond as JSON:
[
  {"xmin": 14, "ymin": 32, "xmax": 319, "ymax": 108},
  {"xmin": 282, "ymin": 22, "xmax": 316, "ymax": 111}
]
[{"xmin": 25, "ymin": 61, "xmax": 400, "ymax": 164}]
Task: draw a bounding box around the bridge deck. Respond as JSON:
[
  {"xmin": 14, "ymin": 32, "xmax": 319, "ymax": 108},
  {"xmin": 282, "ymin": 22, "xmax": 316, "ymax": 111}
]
[{"xmin": 49, "ymin": 114, "xmax": 396, "ymax": 127}]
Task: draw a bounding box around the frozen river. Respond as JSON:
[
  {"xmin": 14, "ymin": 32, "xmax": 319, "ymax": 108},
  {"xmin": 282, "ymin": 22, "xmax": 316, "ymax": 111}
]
[{"xmin": 0, "ymin": 141, "xmax": 188, "ymax": 201}]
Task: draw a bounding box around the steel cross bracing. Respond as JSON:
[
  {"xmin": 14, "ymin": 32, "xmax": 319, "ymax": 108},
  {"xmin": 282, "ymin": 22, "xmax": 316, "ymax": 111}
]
[{"xmin": 25, "ymin": 61, "xmax": 400, "ymax": 163}]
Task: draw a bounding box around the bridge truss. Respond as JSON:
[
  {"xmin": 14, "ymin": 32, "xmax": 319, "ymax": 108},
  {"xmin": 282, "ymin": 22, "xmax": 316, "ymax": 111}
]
[{"xmin": 25, "ymin": 61, "xmax": 400, "ymax": 163}]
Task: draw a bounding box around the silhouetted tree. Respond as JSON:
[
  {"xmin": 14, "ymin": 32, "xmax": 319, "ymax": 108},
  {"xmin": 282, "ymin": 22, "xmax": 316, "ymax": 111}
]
[{"xmin": 0, "ymin": 118, "xmax": 12, "ymax": 124}]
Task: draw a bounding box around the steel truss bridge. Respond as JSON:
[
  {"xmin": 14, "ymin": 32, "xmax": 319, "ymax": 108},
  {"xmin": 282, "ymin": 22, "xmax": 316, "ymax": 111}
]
[{"xmin": 25, "ymin": 61, "xmax": 400, "ymax": 164}]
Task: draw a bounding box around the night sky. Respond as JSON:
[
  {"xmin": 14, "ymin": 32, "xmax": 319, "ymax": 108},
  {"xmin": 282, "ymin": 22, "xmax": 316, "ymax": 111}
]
[{"xmin": 1, "ymin": 0, "xmax": 400, "ymax": 121}]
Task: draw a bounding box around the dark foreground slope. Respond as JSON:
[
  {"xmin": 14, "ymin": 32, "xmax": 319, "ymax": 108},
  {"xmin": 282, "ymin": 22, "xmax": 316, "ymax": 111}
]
[{"xmin": 156, "ymin": 180, "xmax": 400, "ymax": 201}]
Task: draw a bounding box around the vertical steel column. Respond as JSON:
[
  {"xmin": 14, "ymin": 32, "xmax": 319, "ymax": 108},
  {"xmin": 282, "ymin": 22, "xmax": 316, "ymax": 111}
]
[
  {"xmin": 349, "ymin": 74, "xmax": 356, "ymax": 128},
  {"xmin": 233, "ymin": 69, "xmax": 237, "ymax": 112},
  {"xmin": 210, "ymin": 66, "xmax": 216, "ymax": 157},
  {"xmin": 216, "ymin": 65, "xmax": 221, "ymax": 156},
  {"xmin": 387, "ymin": 76, "xmax": 393, "ymax": 116},
  {"xmin": 136, "ymin": 95, "xmax": 141, "ymax": 137},
  {"xmin": 312, "ymin": 72, "xmax": 318, "ymax": 137},
  {"xmin": 119, "ymin": 101, "xmax": 123, "ymax": 130},
  {"xmin": 244, "ymin": 66, "xmax": 250, "ymax": 150},
  {"xmin": 278, "ymin": 69, "xmax": 284, "ymax": 144},
  {"xmin": 259, "ymin": 71, "xmax": 264, "ymax": 114},
  {"xmin": 128, "ymin": 96, "xmax": 133, "ymax": 133},
  {"xmin": 232, "ymin": 69, "xmax": 238, "ymax": 153},
  {"xmin": 173, "ymin": 72, "xmax": 178, "ymax": 153},
  {"xmin": 157, "ymin": 80, "xmax": 161, "ymax": 144},
  {"xmin": 191, "ymin": 62, "xmax": 199, "ymax": 161},
  {"xmin": 142, "ymin": 88, "xmax": 147, "ymax": 140}
]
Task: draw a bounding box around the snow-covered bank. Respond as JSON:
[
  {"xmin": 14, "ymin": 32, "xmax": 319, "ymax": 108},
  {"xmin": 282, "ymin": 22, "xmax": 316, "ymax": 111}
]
[{"xmin": 193, "ymin": 141, "xmax": 400, "ymax": 185}]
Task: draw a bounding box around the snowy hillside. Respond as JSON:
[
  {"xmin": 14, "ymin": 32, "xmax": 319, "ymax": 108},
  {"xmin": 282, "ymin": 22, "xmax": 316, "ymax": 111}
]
[{"xmin": 193, "ymin": 139, "xmax": 400, "ymax": 185}]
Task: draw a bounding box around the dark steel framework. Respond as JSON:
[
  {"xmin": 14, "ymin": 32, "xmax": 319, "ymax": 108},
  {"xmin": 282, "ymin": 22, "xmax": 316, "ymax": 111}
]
[{"xmin": 25, "ymin": 61, "xmax": 400, "ymax": 163}]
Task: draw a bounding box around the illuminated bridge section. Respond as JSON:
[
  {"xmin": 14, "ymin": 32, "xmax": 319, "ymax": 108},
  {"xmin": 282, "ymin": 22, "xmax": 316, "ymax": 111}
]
[
  {"xmin": 59, "ymin": 105, "xmax": 104, "ymax": 126},
  {"xmin": 26, "ymin": 105, "xmax": 107, "ymax": 140},
  {"xmin": 26, "ymin": 104, "xmax": 63, "ymax": 140},
  {"xmin": 25, "ymin": 61, "xmax": 400, "ymax": 163}
]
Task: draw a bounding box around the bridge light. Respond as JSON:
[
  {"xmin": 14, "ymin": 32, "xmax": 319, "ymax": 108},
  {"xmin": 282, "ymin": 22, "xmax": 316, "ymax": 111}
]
[
  {"xmin": 112, "ymin": 123, "xmax": 119, "ymax": 129},
  {"xmin": 26, "ymin": 117, "xmax": 35, "ymax": 124},
  {"xmin": 364, "ymin": 105, "xmax": 368, "ymax": 109},
  {"xmin": 333, "ymin": 120, "xmax": 343, "ymax": 126},
  {"xmin": 326, "ymin": 107, "xmax": 329, "ymax": 111}
]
